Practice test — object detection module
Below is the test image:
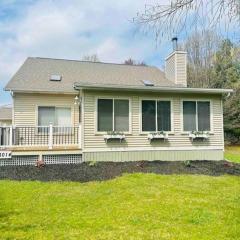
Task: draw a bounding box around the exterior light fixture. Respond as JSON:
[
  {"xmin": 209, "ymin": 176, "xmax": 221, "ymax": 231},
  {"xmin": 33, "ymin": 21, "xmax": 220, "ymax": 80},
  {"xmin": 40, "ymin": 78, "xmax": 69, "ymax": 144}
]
[{"xmin": 74, "ymin": 96, "xmax": 79, "ymax": 105}]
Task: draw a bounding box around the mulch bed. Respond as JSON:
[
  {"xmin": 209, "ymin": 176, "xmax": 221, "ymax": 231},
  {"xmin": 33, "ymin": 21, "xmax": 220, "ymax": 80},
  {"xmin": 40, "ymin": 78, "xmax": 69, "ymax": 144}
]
[{"xmin": 0, "ymin": 160, "xmax": 239, "ymax": 182}]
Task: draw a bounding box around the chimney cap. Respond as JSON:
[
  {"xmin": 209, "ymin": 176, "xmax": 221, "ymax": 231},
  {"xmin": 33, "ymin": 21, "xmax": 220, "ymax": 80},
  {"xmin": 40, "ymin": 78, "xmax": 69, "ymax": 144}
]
[{"xmin": 171, "ymin": 37, "xmax": 178, "ymax": 50}]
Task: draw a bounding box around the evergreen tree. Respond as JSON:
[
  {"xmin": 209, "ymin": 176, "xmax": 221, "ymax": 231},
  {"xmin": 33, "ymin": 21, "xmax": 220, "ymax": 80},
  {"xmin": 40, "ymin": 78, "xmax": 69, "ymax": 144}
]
[
  {"xmin": 212, "ymin": 40, "xmax": 240, "ymax": 143},
  {"xmin": 186, "ymin": 35, "xmax": 240, "ymax": 143}
]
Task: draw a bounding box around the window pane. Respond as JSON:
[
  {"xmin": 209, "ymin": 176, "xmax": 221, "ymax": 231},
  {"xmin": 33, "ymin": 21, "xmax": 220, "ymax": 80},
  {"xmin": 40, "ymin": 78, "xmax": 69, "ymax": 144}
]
[
  {"xmin": 198, "ymin": 102, "xmax": 210, "ymax": 131},
  {"xmin": 157, "ymin": 101, "xmax": 171, "ymax": 131},
  {"xmin": 38, "ymin": 107, "xmax": 55, "ymax": 126},
  {"xmin": 142, "ymin": 100, "xmax": 156, "ymax": 131},
  {"xmin": 98, "ymin": 99, "xmax": 113, "ymax": 131},
  {"xmin": 183, "ymin": 101, "xmax": 196, "ymax": 131},
  {"xmin": 114, "ymin": 100, "xmax": 129, "ymax": 131},
  {"xmin": 55, "ymin": 107, "xmax": 71, "ymax": 126}
]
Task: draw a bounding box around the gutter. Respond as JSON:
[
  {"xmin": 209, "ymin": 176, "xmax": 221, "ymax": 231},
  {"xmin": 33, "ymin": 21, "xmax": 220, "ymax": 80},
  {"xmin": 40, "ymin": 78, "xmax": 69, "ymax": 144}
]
[
  {"xmin": 4, "ymin": 89, "xmax": 78, "ymax": 95},
  {"xmin": 74, "ymin": 83, "xmax": 233, "ymax": 95}
]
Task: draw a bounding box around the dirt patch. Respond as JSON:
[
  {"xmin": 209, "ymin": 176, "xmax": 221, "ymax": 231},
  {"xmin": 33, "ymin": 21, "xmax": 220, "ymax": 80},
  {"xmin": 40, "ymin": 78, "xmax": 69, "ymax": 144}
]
[{"xmin": 0, "ymin": 160, "xmax": 239, "ymax": 182}]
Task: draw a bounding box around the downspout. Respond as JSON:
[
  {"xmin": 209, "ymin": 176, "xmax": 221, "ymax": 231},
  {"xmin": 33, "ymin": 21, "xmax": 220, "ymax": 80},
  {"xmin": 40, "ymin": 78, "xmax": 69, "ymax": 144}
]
[{"xmin": 80, "ymin": 89, "xmax": 84, "ymax": 151}]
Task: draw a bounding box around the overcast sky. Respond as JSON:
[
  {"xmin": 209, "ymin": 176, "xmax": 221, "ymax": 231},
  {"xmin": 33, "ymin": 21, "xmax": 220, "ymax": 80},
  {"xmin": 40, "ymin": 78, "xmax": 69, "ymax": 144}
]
[{"xmin": 0, "ymin": 0, "xmax": 176, "ymax": 105}]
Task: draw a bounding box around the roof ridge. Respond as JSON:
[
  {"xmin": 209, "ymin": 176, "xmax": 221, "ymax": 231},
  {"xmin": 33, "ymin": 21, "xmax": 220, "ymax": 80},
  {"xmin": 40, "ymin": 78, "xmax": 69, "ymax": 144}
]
[{"xmin": 31, "ymin": 57, "xmax": 153, "ymax": 68}]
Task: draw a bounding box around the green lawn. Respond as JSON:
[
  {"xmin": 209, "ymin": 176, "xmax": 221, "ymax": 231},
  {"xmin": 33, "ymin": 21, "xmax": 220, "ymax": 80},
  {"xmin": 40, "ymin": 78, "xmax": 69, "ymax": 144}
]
[
  {"xmin": 225, "ymin": 145, "xmax": 240, "ymax": 163},
  {"xmin": 0, "ymin": 174, "xmax": 239, "ymax": 240}
]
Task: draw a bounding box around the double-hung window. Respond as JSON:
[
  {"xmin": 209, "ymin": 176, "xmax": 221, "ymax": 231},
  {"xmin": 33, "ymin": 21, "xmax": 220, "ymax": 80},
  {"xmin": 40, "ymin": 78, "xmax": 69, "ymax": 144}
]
[
  {"xmin": 97, "ymin": 99, "xmax": 129, "ymax": 132},
  {"xmin": 38, "ymin": 107, "xmax": 71, "ymax": 126},
  {"xmin": 142, "ymin": 100, "xmax": 171, "ymax": 132},
  {"xmin": 183, "ymin": 101, "xmax": 211, "ymax": 131}
]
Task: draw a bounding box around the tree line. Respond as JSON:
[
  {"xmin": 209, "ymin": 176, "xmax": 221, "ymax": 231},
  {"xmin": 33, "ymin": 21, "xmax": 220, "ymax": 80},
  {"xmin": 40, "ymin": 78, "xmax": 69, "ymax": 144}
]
[{"xmin": 183, "ymin": 31, "xmax": 240, "ymax": 143}]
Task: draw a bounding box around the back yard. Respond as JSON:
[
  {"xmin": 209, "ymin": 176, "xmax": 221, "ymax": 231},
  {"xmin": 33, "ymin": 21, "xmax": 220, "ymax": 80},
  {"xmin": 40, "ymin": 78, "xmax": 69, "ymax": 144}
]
[
  {"xmin": 0, "ymin": 174, "xmax": 239, "ymax": 240},
  {"xmin": 225, "ymin": 145, "xmax": 240, "ymax": 163}
]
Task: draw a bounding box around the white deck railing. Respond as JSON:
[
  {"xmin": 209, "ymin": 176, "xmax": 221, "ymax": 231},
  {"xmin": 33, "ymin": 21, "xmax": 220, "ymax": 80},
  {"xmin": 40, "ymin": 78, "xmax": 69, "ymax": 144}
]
[
  {"xmin": 0, "ymin": 126, "xmax": 12, "ymax": 147},
  {"xmin": 0, "ymin": 124, "xmax": 82, "ymax": 149}
]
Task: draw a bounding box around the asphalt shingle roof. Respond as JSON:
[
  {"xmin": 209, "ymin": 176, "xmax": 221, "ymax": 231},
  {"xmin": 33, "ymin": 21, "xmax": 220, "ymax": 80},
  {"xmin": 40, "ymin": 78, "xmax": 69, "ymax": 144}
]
[{"xmin": 5, "ymin": 57, "xmax": 178, "ymax": 93}]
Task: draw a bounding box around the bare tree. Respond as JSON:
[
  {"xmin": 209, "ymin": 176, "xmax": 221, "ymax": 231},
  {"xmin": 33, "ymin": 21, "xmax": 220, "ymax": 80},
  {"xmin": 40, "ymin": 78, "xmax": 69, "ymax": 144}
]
[
  {"xmin": 124, "ymin": 58, "xmax": 147, "ymax": 66},
  {"xmin": 134, "ymin": 0, "xmax": 240, "ymax": 42},
  {"xmin": 181, "ymin": 30, "xmax": 221, "ymax": 87},
  {"xmin": 82, "ymin": 54, "xmax": 100, "ymax": 62},
  {"xmin": 124, "ymin": 58, "xmax": 135, "ymax": 65}
]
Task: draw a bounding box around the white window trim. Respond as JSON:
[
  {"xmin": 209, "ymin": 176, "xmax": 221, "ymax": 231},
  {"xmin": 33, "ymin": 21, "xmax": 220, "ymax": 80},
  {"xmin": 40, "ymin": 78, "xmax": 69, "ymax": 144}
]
[
  {"xmin": 95, "ymin": 97, "xmax": 132, "ymax": 135},
  {"xmin": 180, "ymin": 99, "xmax": 213, "ymax": 134},
  {"xmin": 36, "ymin": 105, "xmax": 74, "ymax": 127},
  {"xmin": 139, "ymin": 98, "xmax": 174, "ymax": 135}
]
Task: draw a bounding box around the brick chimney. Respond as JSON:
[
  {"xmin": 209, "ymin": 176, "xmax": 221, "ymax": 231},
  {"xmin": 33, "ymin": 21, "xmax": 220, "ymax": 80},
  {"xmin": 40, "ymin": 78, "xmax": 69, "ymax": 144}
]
[{"xmin": 165, "ymin": 37, "xmax": 187, "ymax": 87}]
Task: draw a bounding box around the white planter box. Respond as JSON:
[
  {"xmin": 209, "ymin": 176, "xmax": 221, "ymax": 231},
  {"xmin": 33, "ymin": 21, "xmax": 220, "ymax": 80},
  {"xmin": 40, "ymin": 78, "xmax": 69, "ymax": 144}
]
[
  {"xmin": 189, "ymin": 133, "xmax": 209, "ymax": 140},
  {"xmin": 148, "ymin": 133, "xmax": 168, "ymax": 142},
  {"xmin": 104, "ymin": 134, "xmax": 125, "ymax": 143}
]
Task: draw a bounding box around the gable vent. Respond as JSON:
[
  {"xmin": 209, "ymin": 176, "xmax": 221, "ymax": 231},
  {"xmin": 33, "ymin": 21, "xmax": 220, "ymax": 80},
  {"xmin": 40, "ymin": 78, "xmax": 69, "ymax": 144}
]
[
  {"xmin": 50, "ymin": 75, "xmax": 62, "ymax": 81},
  {"xmin": 142, "ymin": 80, "xmax": 154, "ymax": 86}
]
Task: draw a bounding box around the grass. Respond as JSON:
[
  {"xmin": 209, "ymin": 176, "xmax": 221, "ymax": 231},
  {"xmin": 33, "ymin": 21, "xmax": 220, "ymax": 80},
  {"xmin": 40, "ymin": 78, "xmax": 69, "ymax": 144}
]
[
  {"xmin": 0, "ymin": 174, "xmax": 240, "ymax": 240},
  {"xmin": 225, "ymin": 145, "xmax": 240, "ymax": 163}
]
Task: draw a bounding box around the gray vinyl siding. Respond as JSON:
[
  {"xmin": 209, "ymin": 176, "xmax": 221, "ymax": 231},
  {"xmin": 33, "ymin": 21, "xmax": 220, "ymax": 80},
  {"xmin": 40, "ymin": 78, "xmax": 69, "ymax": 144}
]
[
  {"xmin": 83, "ymin": 150, "xmax": 224, "ymax": 162},
  {"xmin": 83, "ymin": 90, "xmax": 224, "ymax": 151}
]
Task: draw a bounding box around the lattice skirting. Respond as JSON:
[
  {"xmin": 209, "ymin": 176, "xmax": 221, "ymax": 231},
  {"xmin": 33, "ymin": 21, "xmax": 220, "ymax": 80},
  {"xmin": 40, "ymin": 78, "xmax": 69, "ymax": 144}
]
[
  {"xmin": 43, "ymin": 154, "xmax": 82, "ymax": 165},
  {"xmin": 0, "ymin": 154, "xmax": 82, "ymax": 166},
  {"xmin": 0, "ymin": 155, "xmax": 38, "ymax": 166}
]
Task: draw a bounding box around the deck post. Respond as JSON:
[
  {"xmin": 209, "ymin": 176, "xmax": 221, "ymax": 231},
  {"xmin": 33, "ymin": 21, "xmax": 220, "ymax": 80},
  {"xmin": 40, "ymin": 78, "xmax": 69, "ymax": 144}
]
[
  {"xmin": 78, "ymin": 123, "xmax": 82, "ymax": 149},
  {"xmin": 9, "ymin": 126, "xmax": 13, "ymax": 147},
  {"xmin": 48, "ymin": 124, "xmax": 53, "ymax": 149}
]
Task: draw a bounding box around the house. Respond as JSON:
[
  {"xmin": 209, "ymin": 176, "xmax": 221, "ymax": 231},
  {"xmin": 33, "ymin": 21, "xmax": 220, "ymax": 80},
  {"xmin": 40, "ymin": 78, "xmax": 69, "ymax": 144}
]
[
  {"xmin": 1, "ymin": 47, "xmax": 232, "ymax": 165},
  {"xmin": 0, "ymin": 105, "xmax": 12, "ymax": 126}
]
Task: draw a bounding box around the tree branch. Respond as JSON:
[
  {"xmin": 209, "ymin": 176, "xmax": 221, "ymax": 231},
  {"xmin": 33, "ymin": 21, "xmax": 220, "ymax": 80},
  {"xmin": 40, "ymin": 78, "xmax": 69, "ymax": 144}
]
[{"xmin": 133, "ymin": 0, "xmax": 240, "ymax": 42}]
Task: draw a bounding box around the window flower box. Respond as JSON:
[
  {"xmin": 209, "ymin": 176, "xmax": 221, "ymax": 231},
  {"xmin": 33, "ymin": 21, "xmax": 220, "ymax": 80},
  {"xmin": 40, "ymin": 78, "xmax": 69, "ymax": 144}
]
[
  {"xmin": 104, "ymin": 132, "xmax": 125, "ymax": 143},
  {"xmin": 148, "ymin": 131, "xmax": 168, "ymax": 142},
  {"xmin": 189, "ymin": 131, "xmax": 209, "ymax": 141}
]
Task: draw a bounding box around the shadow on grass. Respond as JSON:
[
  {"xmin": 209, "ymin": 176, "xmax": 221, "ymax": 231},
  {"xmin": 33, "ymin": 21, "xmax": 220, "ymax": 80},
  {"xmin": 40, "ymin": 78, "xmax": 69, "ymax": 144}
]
[
  {"xmin": 0, "ymin": 210, "xmax": 37, "ymax": 233},
  {"xmin": 0, "ymin": 160, "xmax": 239, "ymax": 182},
  {"xmin": 0, "ymin": 223, "xmax": 37, "ymax": 232},
  {"xmin": 0, "ymin": 211, "xmax": 20, "ymax": 219}
]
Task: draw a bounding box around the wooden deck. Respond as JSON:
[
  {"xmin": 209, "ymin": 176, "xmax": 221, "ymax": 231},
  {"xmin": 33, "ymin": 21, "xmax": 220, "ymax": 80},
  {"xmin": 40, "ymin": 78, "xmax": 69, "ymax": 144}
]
[
  {"xmin": 1, "ymin": 145, "xmax": 82, "ymax": 156},
  {"xmin": 0, "ymin": 125, "xmax": 82, "ymax": 156}
]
